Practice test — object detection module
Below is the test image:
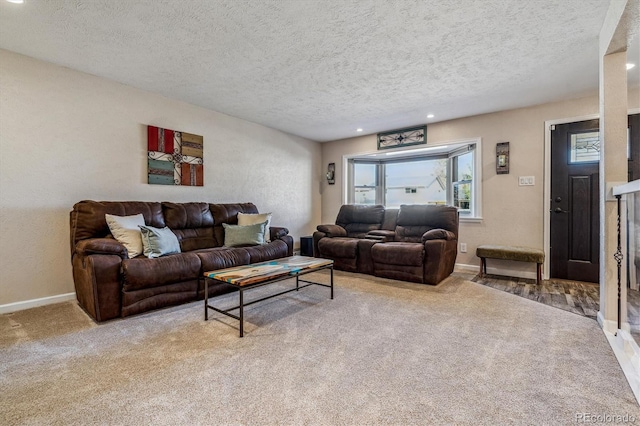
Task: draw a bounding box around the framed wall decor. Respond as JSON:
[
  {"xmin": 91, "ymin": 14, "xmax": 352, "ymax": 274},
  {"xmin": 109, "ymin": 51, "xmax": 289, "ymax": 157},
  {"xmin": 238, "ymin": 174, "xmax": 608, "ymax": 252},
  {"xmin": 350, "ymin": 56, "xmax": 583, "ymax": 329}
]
[
  {"xmin": 496, "ymin": 142, "xmax": 509, "ymax": 174},
  {"xmin": 377, "ymin": 125, "xmax": 427, "ymax": 150},
  {"xmin": 326, "ymin": 163, "xmax": 335, "ymax": 185},
  {"xmin": 147, "ymin": 126, "xmax": 204, "ymax": 186}
]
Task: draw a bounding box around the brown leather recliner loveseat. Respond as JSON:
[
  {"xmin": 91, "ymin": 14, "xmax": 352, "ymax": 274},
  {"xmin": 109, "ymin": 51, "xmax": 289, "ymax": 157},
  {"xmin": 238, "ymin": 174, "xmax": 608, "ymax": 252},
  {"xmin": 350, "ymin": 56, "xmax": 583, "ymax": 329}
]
[
  {"xmin": 70, "ymin": 200, "xmax": 293, "ymax": 322},
  {"xmin": 313, "ymin": 204, "xmax": 458, "ymax": 285}
]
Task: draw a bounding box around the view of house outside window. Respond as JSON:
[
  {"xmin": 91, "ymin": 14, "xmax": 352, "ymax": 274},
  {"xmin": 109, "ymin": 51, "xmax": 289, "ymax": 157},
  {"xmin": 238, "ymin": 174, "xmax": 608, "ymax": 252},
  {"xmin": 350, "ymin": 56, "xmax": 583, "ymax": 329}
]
[{"xmin": 385, "ymin": 159, "xmax": 447, "ymax": 207}]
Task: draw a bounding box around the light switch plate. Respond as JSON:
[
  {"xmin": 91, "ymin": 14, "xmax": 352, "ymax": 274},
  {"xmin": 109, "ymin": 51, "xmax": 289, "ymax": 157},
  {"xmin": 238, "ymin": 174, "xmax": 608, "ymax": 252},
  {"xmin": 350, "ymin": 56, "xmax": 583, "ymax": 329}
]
[{"xmin": 519, "ymin": 176, "xmax": 535, "ymax": 186}]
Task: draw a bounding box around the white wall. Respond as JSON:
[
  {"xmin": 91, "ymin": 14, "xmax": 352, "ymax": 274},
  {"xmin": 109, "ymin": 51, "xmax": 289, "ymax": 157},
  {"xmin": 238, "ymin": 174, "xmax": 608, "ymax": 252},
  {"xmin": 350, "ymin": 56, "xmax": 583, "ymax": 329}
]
[
  {"xmin": 0, "ymin": 49, "xmax": 322, "ymax": 305},
  {"xmin": 321, "ymin": 88, "xmax": 640, "ymax": 276}
]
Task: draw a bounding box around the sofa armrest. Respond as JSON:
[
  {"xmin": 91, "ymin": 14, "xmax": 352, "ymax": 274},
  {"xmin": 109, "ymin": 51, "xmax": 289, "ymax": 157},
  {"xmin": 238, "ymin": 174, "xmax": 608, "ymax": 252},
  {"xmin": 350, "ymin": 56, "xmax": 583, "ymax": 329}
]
[
  {"xmin": 421, "ymin": 229, "xmax": 456, "ymax": 243},
  {"xmin": 316, "ymin": 224, "xmax": 347, "ymax": 237},
  {"xmin": 75, "ymin": 238, "xmax": 127, "ymax": 259},
  {"xmin": 72, "ymin": 253, "xmax": 123, "ymax": 321},
  {"xmin": 270, "ymin": 226, "xmax": 289, "ymax": 240},
  {"xmin": 366, "ymin": 230, "xmax": 395, "ymax": 242}
]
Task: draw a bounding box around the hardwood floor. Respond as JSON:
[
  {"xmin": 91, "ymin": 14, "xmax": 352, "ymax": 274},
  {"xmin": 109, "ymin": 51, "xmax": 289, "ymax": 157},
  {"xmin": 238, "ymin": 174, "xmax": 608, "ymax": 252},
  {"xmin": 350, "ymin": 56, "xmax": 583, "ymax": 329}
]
[{"xmin": 471, "ymin": 274, "xmax": 640, "ymax": 343}]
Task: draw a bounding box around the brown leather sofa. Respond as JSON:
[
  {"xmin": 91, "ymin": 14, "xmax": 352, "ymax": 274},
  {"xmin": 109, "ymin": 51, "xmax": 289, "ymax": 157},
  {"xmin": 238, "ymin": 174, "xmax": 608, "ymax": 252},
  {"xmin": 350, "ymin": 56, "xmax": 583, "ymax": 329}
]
[
  {"xmin": 314, "ymin": 204, "xmax": 458, "ymax": 284},
  {"xmin": 70, "ymin": 200, "xmax": 293, "ymax": 322}
]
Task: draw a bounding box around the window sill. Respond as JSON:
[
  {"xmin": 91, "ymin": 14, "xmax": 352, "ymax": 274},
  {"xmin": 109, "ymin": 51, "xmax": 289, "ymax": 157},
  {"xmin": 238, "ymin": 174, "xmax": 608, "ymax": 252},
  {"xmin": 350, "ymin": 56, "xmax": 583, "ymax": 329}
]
[{"xmin": 460, "ymin": 217, "xmax": 483, "ymax": 224}]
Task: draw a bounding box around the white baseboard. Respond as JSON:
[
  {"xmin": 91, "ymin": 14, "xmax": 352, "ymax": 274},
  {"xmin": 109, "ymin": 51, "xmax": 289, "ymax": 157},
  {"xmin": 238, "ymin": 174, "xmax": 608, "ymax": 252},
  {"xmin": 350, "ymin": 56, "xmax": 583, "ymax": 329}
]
[
  {"xmin": 454, "ymin": 263, "xmax": 478, "ymax": 273},
  {"xmin": 605, "ymin": 329, "xmax": 640, "ymax": 406},
  {"xmin": 597, "ymin": 311, "xmax": 624, "ymax": 334},
  {"xmin": 0, "ymin": 293, "xmax": 76, "ymax": 314},
  {"xmin": 455, "ymin": 263, "xmax": 537, "ymax": 280}
]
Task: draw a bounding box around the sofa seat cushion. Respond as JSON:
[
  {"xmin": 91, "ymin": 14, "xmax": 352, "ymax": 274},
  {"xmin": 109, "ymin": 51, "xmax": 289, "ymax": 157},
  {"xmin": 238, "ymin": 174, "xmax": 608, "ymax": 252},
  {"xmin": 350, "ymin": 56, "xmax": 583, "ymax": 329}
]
[
  {"xmin": 371, "ymin": 242, "xmax": 424, "ymax": 266},
  {"xmin": 196, "ymin": 247, "xmax": 252, "ymax": 273},
  {"xmin": 122, "ymin": 280, "xmax": 198, "ymax": 317},
  {"xmin": 318, "ymin": 237, "xmax": 359, "ymax": 259},
  {"xmin": 122, "ymin": 252, "xmax": 201, "ymax": 291},
  {"xmin": 241, "ymin": 240, "xmax": 289, "ymax": 264}
]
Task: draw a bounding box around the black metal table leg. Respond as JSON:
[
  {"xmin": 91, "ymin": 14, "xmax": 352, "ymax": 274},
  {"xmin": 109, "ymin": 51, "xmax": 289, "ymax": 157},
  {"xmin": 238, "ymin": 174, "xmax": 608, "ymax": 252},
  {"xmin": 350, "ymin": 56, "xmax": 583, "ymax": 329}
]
[
  {"xmin": 204, "ymin": 278, "xmax": 209, "ymax": 321},
  {"xmin": 239, "ymin": 289, "xmax": 244, "ymax": 338},
  {"xmin": 296, "ymin": 275, "xmax": 299, "ymax": 291},
  {"xmin": 330, "ymin": 266, "xmax": 334, "ymax": 299}
]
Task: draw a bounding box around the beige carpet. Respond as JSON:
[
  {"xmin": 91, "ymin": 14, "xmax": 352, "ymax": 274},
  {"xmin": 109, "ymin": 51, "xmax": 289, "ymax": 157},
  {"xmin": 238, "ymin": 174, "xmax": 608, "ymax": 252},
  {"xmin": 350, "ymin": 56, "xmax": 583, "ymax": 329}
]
[{"xmin": 1, "ymin": 271, "xmax": 638, "ymax": 425}]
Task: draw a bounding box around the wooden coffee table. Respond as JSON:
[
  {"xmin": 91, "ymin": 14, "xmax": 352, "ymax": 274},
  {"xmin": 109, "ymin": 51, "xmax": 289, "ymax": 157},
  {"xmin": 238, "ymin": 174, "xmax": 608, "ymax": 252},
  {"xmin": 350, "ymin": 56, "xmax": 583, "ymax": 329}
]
[{"xmin": 204, "ymin": 256, "xmax": 334, "ymax": 337}]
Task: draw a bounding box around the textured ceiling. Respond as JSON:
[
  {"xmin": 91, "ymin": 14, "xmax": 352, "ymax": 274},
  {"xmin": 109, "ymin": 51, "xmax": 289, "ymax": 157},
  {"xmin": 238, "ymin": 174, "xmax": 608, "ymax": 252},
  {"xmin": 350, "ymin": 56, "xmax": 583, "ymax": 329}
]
[{"xmin": 0, "ymin": 0, "xmax": 638, "ymax": 142}]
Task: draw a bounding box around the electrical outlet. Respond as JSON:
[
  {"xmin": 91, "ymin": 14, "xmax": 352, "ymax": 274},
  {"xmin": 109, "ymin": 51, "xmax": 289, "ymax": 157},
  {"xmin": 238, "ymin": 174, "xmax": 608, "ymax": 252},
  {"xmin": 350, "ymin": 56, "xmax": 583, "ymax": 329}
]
[
  {"xmin": 460, "ymin": 243, "xmax": 467, "ymax": 253},
  {"xmin": 519, "ymin": 176, "xmax": 535, "ymax": 186}
]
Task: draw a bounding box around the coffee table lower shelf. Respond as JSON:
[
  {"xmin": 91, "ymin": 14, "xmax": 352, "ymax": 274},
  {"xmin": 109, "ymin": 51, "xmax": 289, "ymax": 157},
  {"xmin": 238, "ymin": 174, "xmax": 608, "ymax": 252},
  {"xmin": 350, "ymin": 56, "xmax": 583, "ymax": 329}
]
[{"xmin": 204, "ymin": 258, "xmax": 333, "ymax": 337}]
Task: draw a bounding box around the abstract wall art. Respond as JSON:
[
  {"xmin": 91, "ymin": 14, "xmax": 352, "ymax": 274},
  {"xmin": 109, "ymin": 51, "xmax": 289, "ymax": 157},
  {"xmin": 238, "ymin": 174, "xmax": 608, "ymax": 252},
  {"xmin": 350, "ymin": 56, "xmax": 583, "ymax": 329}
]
[{"xmin": 147, "ymin": 126, "xmax": 203, "ymax": 186}]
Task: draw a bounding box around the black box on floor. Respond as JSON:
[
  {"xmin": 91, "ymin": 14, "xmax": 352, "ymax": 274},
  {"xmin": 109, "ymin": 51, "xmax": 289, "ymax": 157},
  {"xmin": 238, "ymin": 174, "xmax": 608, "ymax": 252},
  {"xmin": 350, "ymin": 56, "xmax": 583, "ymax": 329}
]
[{"xmin": 300, "ymin": 236, "xmax": 313, "ymax": 257}]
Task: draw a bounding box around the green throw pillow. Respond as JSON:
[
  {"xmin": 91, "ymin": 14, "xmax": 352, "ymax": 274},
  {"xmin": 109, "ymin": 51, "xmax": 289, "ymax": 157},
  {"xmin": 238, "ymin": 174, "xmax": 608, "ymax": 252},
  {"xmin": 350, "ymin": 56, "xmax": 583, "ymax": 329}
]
[
  {"xmin": 223, "ymin": 221, "xmax": 267, "ymax": 247},
  {"xmin": 139, "ymin": 225, "xmax": 181, "ymax": 258}
]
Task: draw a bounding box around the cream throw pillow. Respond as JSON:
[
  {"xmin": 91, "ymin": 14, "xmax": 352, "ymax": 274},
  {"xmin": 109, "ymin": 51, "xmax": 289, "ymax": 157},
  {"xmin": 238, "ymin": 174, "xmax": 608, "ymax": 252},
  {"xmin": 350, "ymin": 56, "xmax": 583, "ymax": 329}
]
[
  {"xmin": 105, "ymin": 213, "xmax": 145, "ymax": 258},
  {"xmin": 238, "ymin": 212, "xmax": 272, "ymax": 242}
]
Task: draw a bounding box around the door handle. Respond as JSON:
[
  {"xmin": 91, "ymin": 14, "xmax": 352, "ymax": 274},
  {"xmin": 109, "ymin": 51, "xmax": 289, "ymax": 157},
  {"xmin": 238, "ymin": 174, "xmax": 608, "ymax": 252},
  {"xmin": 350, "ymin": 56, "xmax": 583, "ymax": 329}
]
[{"xmin": 553, "ymin": 207, "xmax": 569, "ymax": 213}]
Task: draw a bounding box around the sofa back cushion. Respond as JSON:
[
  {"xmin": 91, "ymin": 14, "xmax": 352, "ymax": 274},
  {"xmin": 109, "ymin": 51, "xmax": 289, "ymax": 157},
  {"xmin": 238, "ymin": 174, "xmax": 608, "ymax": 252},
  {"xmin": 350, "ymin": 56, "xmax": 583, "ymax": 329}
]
[
  {"xmin": 162, "ymin": 202, "xmax": 215, "ymax": 251},
  {"xmin": 210, "ymin": 203, "xmax": 259, "ymax": 246},
  {"xmin": 336, "ymin": 204, "xmax": 384, "ymax": 238},
  {"xmin": 335, "ymin": 204, "xmax": 385, "ymax": 238},
  {"xmin": 395, "ymin": 204, "xmax": 459, "ymax": 243},
  {"xmin": 70, "ymin": 201, "xmax": 164, "ymax": 255}
]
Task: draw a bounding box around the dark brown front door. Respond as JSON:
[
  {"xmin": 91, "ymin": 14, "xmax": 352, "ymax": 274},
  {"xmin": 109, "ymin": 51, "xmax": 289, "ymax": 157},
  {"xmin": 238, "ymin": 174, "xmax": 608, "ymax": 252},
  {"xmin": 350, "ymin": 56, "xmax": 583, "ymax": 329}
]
[
  {"xmin": 628, "ymin": 114, "xmax": 640, "ymax": 181},
  {"xmin": 550, "ymin": 119, "xmax": 600, "ymax": 283}
]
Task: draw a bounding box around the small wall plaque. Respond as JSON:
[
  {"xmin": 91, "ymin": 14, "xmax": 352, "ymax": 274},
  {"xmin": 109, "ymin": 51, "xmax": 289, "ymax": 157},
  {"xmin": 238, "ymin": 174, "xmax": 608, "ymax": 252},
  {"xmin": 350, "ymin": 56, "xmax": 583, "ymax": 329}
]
[
  {"xmin": 326, "ymin": 163, "xmax": 335, "ymax": 185},
  {"xmin": 377, "ymin": 125, "xmax": 427, "ymax": 150},
  {"xmin": 496, "ymin": 142, "xmax": 509, "ymax": 174}
]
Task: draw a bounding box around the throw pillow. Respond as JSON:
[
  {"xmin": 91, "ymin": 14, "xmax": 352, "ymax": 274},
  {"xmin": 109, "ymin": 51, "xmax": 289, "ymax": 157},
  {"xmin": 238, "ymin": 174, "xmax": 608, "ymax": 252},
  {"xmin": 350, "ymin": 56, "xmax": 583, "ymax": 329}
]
[
  {"xmin": 222, "ymin": 221, "xmax": 267, "ymax": 247},
  {"xmin": 105, "ymin": 213, "xmax": 145, "ymax": 258},
  {"xmin": 238, "ymin": 212, "xmax": 272, "ymax": 242},
  {"xmin": 139, "ymin": 225, "xmax": 181, "ymax": 258}
]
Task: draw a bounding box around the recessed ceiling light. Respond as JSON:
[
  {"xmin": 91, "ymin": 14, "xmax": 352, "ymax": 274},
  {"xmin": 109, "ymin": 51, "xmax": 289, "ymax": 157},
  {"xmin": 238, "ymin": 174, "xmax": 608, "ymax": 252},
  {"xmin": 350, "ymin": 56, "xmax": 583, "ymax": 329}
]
[
  {"xmin": 427, "ymin": 114, "xmax": 435, "ymax": 119},
  {"xmin": 627, "ymin": 63, "xmax": 636, "ymax": 70},
  {"xmin": 5, "ymin": 0, "xmax": 24, "ymax": 4},
  {"xmin": 356, "ymin": 128, "xmax": 363, "ymax": 132}
]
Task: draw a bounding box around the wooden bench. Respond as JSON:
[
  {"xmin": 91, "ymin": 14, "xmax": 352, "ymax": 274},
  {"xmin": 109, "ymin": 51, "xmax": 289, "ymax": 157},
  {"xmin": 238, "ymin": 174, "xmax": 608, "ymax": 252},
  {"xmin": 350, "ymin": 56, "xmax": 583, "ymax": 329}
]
[{"xmin": 476, "ymin": 245, "xmax": 545, "ymax": 284}]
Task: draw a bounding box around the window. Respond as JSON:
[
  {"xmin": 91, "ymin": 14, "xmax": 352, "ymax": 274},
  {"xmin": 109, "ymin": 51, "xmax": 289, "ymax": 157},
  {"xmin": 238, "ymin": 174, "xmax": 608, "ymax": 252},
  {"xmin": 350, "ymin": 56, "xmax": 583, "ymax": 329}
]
[
  {"xmin": 385, "ymin": 159, "xmax": 447, "ymax": 207},
  {"xmin": 347, "ymin": 141, "xmax": 481, "ymax": 218},
  {"xmin": 353, "ymin": 163, "xmax": 377, "ymax": 204},
  {"xmin": 569, "ymin": 131, "xmax": 600, "ymax": 163},
  {"xmin": 452, "ymin": 151, "xmax": 473, "ymax": 213}
]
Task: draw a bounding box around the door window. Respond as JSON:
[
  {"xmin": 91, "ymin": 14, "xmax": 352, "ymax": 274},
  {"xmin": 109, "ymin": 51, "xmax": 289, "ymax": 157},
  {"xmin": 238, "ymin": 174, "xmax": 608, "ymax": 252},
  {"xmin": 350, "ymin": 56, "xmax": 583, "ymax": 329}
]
[{"xmin": 569, "ymin": 131, "xmax": 600, "ymax": 163}]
